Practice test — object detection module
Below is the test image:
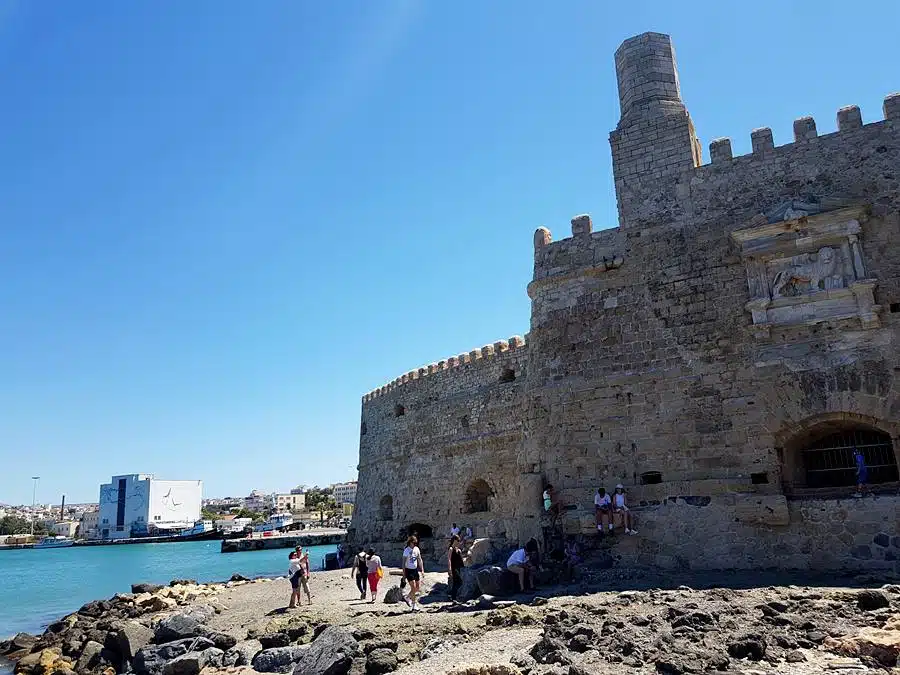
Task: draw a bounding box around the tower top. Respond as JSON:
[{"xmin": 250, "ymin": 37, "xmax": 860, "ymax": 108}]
[{"xmin": 614, "ymin": 32, "xmax": 683, "ymax": 122}]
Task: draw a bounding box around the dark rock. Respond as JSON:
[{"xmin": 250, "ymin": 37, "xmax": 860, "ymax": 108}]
[
  {"xmin": 727, "ymin": 635, "xmax": 766, "ymax": 661},
  {"xmin": 365, "ymin": 648, "xmax": 397, "ymax": 674},
  {"xmin": 670, "ymin": 611, "xmax": 714, "ymax": 630},
  {"xmin": 352, "ymin": 629, "xmax": 377, "ymax": 642},
  {"xmin": 532, "ymin": 596, "xmax": 549, "ymax": 606},
  {"xmin": 457, "ymin": 566, "xmax": 481, "ymax": 602},
  {"xmin": 530, "ymin": 637, "xmax": 568, "ymax": 665},
  {"xmin": 857, "ymin": 589, "xmax": 890, "ymax": 611},
  {"xmin": 230, "ymin": 573, "xmax": 251, "ymax": 582},
  {"xmin": 382, "ymin": 586, "xmax": 404, "ymax": 604},
  {"xmin": 153, "ymin": 606, "xmax": 215, "ymax": 643},
  {"xmin": 169, "ymin": 579, "xmax": 197, "ymax": 587},
  {"xmin": 78, "ymin": 600, "xmax": 111, "ymax": 618},
  {"xmin": 161, "ymin": 647, "xmax": 224, "ymax": 675},
  {"xmin": 132, "ymin": 583, "xmax": 164, "ymax": 594},
  {"xmin": 804, "ymin": 630, "xmax": 826, "ymax": 644},
  {"xmin": 291, "ymin": 626, "xmax": 357, "ymax": 675},
  {"xmin": 201, "ymin": 629, "xmax": 237, "ymax": 651},
  {"xmin": 786, "ymin": 649, "xmax": 806, "ymax": 663},
  {"xmin": 252, "ymin": 646, "xmax": 308, "ymax": 673},
  {"xmin": 568, "ymin": 634, "xmax": 590, "ymax": 653},
  {"xmin": 655, "ymin": 656, "xmax": 686, "ymax": 674},
  {"xmin": 116, "ymin": 620, "xmax": 155, "ymax": 660},
  {"xmin": 134, "ymin": 637, "xmax": 215, "ymax": 675},
  {"xmin": 223, "ymin": 639, "xmax": 262, "ymax": 667},
  {"xmin": 475, "ymin": 566, "xmax": 519, "ymax": 597},
  {"xmin": 476, "ymin": 594, "xmax": 497, "ymax": 610},
  {"xmin": 75, "ymin": 640, "xmax": 105, "ymax": 672},
  {"xmin": 874, "ymin": 533, "xmax": 891, "ymax": 548},
  {"xmin": 285, "ymin": 624, "xmax": 308, "ymax": 641},
  {"xmin": 259, "ymin": 633, "xmax": 291, "ymax": 649},
  {"xmin": 311, "ymin": 624, "xmax": 330, "ymax": 640},
  {"xmin": 362, "ymin": 640, "xmax": 398, "ymax": 655}
]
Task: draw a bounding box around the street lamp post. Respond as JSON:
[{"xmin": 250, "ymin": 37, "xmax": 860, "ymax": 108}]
[{"xmin": 31, "ymin": 476, "xmax": 40, "ymax": 536}]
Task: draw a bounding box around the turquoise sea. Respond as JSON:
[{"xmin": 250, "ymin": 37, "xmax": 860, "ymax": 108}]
[{"xmin": 0, "ymin": 540, "xmax": 336, "ymax": 673}]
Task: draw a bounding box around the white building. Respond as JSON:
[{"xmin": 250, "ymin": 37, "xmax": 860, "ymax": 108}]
[
  {"xmin": 98, "ymin": 474, "xmax": 202, "ymax": 539},
  {"xmin": 275, "ymin": 493, "xmax": 306, "ymax": 513},
  {"xmin": 79, "ymin": 511, "xmax": 100, "ymax": 540},
  {"xmin": 52, "ymin": 521, "xmax": 78, "ymax": 537},
  {"xmin": 331, "ymin": 481, "xmax": 357, "ymax": 506}
]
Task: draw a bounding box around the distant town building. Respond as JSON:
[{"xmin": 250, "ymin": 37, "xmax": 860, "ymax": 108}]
[
  {"xmin": 214, "ymin": 515, "xmax": 252, "ymax": 534},
  {"xmin": 275, "ymin": 493, "xmax": 306, "ymax": 513},
  {"xmin": 52, "ymin": 521, "xmax": 78, "ymax": 537},
  {"xmin": 243, "ymin": 489, "xmax": 271, "ymax": 513},
  {"xmin": 289, "ymin": 485, "xmax": 307, "ymax": 495},
  {"xmin": 79, "ymin": 510, "xmax": 100, "ymax": 540},
  {"xmin": 98, "ymin": 474, "xmax": 202, "ymax": 539},
  {"xmin": 331, "ymin": 481, "xmax": 357, "ymax": 506}
]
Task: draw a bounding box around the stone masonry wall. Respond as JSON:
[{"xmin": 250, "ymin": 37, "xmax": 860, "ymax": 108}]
[
  {"xmin": 351, "ymin": 338, "xmax": 528, "ymax": 562},
  {"xmin": 353, "ymin": 31, "xmax": 900, "ymax": 573}
]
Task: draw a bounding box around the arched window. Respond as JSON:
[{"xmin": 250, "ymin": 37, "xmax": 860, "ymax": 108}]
[
  {"xmin": 464, "ymin": 479, "xmax": 493, "ymax": 513},
  {"xmin": 782, "ymin": 421, "xmax": 898, "ymax": 491},
  {"xmin": 379, "ymin": 495, "xmax": 393, "ymax": 521}
]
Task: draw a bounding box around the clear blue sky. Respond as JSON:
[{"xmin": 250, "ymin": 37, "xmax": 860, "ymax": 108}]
[{"xmin": 1, "ymin": 0, "xmax": 897, "ymax": 505}]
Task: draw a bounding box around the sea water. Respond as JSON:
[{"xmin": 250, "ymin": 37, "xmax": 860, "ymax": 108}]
[{"xmin": 0, "ymin": 540, "xmax": 336, "ymax": 658}]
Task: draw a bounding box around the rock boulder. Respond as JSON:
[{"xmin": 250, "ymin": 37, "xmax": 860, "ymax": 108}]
[
  {"xmin": 223, "ymin": 639, "xmax": 262, "ymax": 667},
  {"xmin": 116, "ymin": 620, "xmax": 155, "ymax": 660},
  {"xmin": 252, "ymin": 646, "xmax": 308, "ymax": 673},
  {"xmin": 291, "ymin": 626, "xmax": 357, "ymax": 675},
  {"xmin": 476, "ymin": 567, "xmax": 519, "ymax": 597}
]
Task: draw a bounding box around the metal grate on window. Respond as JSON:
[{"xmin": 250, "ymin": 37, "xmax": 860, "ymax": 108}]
[{"xmin": 802, "ymin": 428, "xmax": 897, "ymax": 488}]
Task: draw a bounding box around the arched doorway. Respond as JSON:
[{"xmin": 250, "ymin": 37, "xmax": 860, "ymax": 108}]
[
  {"xmin": 464, "ymin": 479, "xmax": 493, "ymax": 513},
  {"xmin": 780, "ymin": 417, "xmax": 898, "ymax": 492}
]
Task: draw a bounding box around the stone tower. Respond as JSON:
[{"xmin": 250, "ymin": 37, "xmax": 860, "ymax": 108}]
[{"xmin": 609, "ymin": 32, "xmax": 702, "ymax": 228}]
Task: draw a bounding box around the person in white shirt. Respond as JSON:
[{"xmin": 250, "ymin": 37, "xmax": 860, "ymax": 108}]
[
  {"xmin": 450, "ymin": 523, "xmax": 461, "ymax": 538},
  {"xmin": 613, "ymin": 484, "xmax": 637, "ymax": 535},
  {"xmin": 506, "ymin": 547, "xmax": 531, "ymax": 592},
  {"xmin": 401, "ymin": 535, "xmax": 425, "ymax": 611},
  {"xmin": 594, "ymin": 487, "xmax": 612, "ymax": 535},
  {"xmin": 287, "ymin": 548, "xmax": 311, "ymax": 607}
]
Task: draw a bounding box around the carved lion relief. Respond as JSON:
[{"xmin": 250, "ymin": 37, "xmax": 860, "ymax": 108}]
[{"xmin": 731, "ymin": 206, "xmax": 880, "ymax": 337}]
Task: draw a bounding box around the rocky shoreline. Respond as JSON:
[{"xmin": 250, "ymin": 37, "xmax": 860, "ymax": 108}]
[{"xmin": 4, "ymin": 566, "xmax": 900, "ymax": 674}]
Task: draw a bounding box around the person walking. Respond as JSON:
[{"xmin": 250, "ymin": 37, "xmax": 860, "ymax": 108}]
[
  {"xmin": 402, "ymin": 535, "xmax": 425, "ymax": 611},
  {"xmin": 447, "ymin": 534, "xmax": 465, "ymax": 604},
  {"xmin": 354, "ymin": 549, "xmax": 368, "ymax": 599},
  {"xmin": 365, "ymin": 548, "xmax": 383, "ymax": 603}
]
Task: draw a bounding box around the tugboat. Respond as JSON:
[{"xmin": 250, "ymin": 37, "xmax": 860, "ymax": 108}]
[
  {"xmin": 177, "ymin": 520, "xmax": 221, "ymax": 541},
  {"xmin": 33, "ymin": 536, "xmax": 75, "ymax": 549}
]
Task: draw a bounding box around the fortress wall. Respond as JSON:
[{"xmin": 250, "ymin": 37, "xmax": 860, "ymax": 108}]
[
  {"xmin": 351, "ymin": 338, "xmax": 528, "ymax": 559},
  {"xmin": 524, "ymin": 84, "xmax": 900, "ymax": 566}
]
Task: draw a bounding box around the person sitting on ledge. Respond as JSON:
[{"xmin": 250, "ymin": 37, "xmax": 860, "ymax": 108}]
[
  {"xmin": 613, "ymin": 484, "xmax": 638, "ymax": 535},
  {"xmin": 594, "ymin": 486, "xmax": 612, "ymax": 536}
]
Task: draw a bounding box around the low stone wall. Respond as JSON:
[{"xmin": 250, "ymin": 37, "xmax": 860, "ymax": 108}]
[{"xmin": 594, "ymin": 493, "xmax": 900, "ymax": 572}]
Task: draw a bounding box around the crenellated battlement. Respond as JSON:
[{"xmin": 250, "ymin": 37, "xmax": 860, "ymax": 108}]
[
  {"xmin": 362, "ymin": 335, "xmax": 526, "ymax": 403},
  {"xmin": 704, "ymin": 94, "xmax": 900, "ymax": 166}
]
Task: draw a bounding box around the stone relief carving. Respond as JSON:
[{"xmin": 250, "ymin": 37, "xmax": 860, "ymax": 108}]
[
  {"xmin": 731, "ymin": 206, "xmax": 880, "ymax": 337},
  {"xmin": 771, "ymin": 246, "xmax": 839, "ymax": 299}
]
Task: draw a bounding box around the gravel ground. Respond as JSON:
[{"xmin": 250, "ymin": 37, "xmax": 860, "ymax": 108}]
[{"xmin": 198, "ymin": 566, "xmax": 900, "ymax": 674}]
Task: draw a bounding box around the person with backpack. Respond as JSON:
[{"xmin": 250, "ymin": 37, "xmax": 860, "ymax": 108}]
[{"xmin": 354, "ymin": 549, "xmax": 368, "ymax": 599}]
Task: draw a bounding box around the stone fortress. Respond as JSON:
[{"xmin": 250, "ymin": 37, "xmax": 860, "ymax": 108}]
[{"xmin": 349, "ymin": 32, "xmax": 900, "ymax": 572}]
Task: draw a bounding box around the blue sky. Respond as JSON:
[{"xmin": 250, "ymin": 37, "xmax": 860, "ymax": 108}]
[{"xmin": 1, "ymin": 0, "xmax": 898, "ymax": 505}]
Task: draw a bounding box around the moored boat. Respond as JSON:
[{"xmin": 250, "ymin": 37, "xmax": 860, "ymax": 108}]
[{"xmin": 34, "ymin": 536, "xmax": 75, "ymax": 549}]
